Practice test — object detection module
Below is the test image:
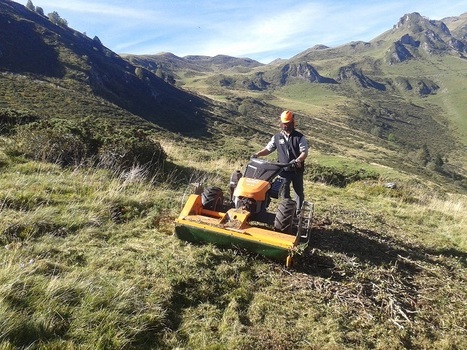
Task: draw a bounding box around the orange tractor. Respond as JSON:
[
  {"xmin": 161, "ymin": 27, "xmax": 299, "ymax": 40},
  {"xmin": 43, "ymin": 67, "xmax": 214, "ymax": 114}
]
[{"xmin": 175, "ymin": 157, "xmax": 313, "ymax": 267}]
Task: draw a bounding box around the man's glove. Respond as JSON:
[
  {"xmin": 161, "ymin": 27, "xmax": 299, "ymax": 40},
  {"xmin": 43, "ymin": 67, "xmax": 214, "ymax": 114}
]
[{"xmin": 289, "ymin": 159, "xmax": 302, "ymax": 168}]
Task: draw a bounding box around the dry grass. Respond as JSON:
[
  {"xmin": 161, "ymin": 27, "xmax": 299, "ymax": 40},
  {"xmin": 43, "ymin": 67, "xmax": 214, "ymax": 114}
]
[{"xmin": 1, "ymin": 141, "xmax": 466, "ymax": 349}]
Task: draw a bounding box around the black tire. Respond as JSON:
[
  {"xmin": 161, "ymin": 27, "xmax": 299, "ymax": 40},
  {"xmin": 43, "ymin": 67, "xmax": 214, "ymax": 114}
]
[
  {"xmin": 201, "ymin": 187, "xmax": 224, "ymax": 211},
  {"xmin": 274, "ymin": 199, "xmax": 296, "ymax": 233}
]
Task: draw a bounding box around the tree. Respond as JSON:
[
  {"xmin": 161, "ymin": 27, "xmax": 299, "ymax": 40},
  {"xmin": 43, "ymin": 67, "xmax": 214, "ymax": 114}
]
[
  {"xmin": 135, "ymin": 67, "xmax": 144, "ymax": 80},
  {"xmin": 47, "ymin": 11, "xmax": 68, "ymax": 27},
  {"xmin": 26, "ymin": 0, "xmax": 35, "ymax": 11},
  {"xmin": 155, "ymin": 68, "xmax": 164, "ymax": 79},
  {"xmin": 35, "ymin": 6, "xmax": 44, "ymax": 16},
  {"xmin": 433, "ymin": 153, "xmax": 444, "ymax": 171},
  {"xmin": 48, "ymin": 11, "xmax": 60, "ymax": 24},
  {"xmin": 370, "ymin": 126, "xmax": 383, "ymax": 138}
]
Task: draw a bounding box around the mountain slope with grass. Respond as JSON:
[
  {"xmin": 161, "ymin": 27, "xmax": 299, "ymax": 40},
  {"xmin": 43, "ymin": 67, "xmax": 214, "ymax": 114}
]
[
  {"xmin": 0, "ymin": 2, "xmax": 466, "ymax": 349},
  {"xmin": 0, "ymin": 0, "xmax": 239, "ymax": 136},
  {"xmin": 136, "ymin": 12, "xmax": 467, "ymax": 191}
]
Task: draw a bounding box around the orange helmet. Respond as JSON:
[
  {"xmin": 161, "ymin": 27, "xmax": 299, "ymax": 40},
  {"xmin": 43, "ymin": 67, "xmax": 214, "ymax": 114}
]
[{"xmin": 280, "ymin": 110, "xmax": 294, "ymax": 123}]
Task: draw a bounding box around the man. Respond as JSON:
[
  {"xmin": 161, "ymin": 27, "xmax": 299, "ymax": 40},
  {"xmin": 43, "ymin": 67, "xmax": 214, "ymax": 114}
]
[{"xmin": 253, "ymin": 110, "xmax": 308, "ymax": 211}]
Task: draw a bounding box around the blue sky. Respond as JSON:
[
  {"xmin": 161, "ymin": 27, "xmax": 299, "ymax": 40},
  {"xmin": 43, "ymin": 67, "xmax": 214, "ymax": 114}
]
[{"xmin": 18, "ymin": 0, "xmax": 467, "ymax": 63}]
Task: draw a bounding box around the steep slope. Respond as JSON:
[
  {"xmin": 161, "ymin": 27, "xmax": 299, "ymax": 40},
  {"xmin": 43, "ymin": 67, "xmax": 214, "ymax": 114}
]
[
  {"xmin": 290, "ymin": 12, "xmax": 466, "ymax": 65},
  {"xmin": 383, "ymin": 12, "xmax": 466, "ymax": 63},
  {"xmin": 0, "ymin": 0, "xmax": 222, "ymax": 135}
]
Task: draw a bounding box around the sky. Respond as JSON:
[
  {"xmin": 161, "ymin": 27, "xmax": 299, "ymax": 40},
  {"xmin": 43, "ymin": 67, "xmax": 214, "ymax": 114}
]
[{"xmin": 17, "ymin": 0, "xmax": 467, "ymax": 64}]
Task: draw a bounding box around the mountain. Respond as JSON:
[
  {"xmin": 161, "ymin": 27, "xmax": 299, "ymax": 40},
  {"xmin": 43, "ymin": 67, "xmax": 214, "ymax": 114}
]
[
  {"xmin": 138, "ymin": 13, "xmax": 466, "ymax": 98},
  {"xmin": 129, "ymin": 12, "xmax": 466, "ymax": 188},
  {"xmin": 385, "ymin": 12, "xmax": 465, "ymax": 62},
  {"xmin": 1, "ymin": 2, "xmax": 466, "ymax": 189},
  {"xmin": 122, "ymin": 52, "xmax": 263, "ymax": 87},
  {"xmin": 124, "ymin": 53, "xmax": 263, "ymax": 74},
  {"xmin": 0, "ymin": 0, "xmax": 233, "ymax": 135}
]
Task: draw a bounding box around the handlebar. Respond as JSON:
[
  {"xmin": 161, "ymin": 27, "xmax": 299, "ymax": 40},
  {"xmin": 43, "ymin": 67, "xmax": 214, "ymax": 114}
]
[
  {"xmin": 250, "ymin": 156, "xmax": 296, "ymax": 168},
  {"xmin": 245, "ymin": 157, "xmax": 298, "ymax": 180}
]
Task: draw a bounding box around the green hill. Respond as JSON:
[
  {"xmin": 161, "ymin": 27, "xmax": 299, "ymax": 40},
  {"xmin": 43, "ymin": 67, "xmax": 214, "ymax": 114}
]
[{"xmin": 1, "ymin": 1, "xmax": 466, "ymax": 190}]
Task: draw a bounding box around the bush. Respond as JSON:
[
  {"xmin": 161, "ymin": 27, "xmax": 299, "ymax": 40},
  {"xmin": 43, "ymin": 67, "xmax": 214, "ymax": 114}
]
[
  {"xmin": 97, "ymin": 128, "xmax": 166, "ymax": 171},
  {"xmin": 9, "ymin": 118, "xmax": 166, "ymax": 171},
  {"xmin": 306, "ymin": 162, "xmax": 379, "ymax": 187},
  {"xmin": 0, "ymin": 108, "xmax": 40, "ymax": 135},
  {"xmin": 12, "ymin": 119, "xmax": 91, "ymax": 165}
]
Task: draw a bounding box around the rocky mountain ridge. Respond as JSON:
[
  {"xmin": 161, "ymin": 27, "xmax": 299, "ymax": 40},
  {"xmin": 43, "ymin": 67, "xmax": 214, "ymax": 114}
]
[
  {"xmin": 387, "ymin": 12, "xmax": 466, "ymax": 63},
  {"xmin": 1, "ymin": 2, "xmax": 466, "ymax": 188},
  {"xmin": 134, "ymin": 12, "xmax": 465, "ymax": 98}
]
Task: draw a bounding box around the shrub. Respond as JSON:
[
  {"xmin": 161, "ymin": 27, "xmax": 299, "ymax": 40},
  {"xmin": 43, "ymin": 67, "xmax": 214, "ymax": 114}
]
[
  {"xmin": 97, "ymin": 128, "xmax": 166, "ymax": 171},
  {"xmin": 12, "ymin": 120, "xmax": 90, "ymax": 165},
  {"xmin": 0, "ymin": 108, "xmax": 40, "ymax": 135},
  {"xmin": 306, "ymin": 162, "xmax": 379, "ymax": 187},
  {"xmin": 11, "ymin": 119, "xmax": 95, "ymax": 166},
  {"xmin": 9, "ymin": 118, "xmax": 166, "ymax": 171}
]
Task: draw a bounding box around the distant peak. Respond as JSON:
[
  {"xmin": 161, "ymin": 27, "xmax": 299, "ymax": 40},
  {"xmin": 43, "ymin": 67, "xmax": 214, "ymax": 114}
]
[
  {"xmin": 310, "ymin": 44, "xmax": 329, "ymax": 50},
  {"xmin": 394, "ymin": 12, "xmax": 452, "ymax": 36},
  {"xmin": 396, "ymin": 12, "xmax": 425, "ymax": 26}
]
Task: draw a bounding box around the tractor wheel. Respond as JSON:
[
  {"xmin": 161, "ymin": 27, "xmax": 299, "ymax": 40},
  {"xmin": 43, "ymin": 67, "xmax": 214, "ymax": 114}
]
[
  {"xmin": 274, "ymin": 199, "xmax": 296, "ymax": 233},
  {"xmin": 201, "ymin": 187, "xmax": 224, "ymax": 211}
]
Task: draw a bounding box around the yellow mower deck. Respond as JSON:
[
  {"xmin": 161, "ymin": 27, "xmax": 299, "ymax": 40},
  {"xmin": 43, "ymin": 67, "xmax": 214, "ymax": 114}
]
[{"xmin": 175, "ymin": 195, "xmax": 299, "ymax": 267}]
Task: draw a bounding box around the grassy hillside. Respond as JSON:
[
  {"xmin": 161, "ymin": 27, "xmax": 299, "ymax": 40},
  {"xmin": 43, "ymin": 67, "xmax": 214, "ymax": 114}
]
[
  {"xmin": 0, "ymin": 0, "xmax": 233, "ymax": 137},
  {"xmin": 0, "ymin": 4, "xmax": 466, "ymax": 349},
  {"xmin": 1, "ymin": 135, "xmax": 466, "ymax": 349}
]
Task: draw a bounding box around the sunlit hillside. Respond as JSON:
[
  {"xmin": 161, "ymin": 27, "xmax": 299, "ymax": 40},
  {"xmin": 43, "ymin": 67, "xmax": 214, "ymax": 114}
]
[{"xmin": 1, "ymin": 2, "xmax": 466, "ymax": 349}]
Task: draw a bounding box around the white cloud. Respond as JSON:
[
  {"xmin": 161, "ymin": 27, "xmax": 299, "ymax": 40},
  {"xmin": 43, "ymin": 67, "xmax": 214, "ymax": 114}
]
[
  {"xmin": 30, "ymin": 0, "xmax": 155, "ymax": 18},
  {"xmin": 17, "ymin": 0, "xmax": 467, "ymax": 63},
  {"xmin": 194, "ymin": 3, "xmax": 327, "ymax": 58}
]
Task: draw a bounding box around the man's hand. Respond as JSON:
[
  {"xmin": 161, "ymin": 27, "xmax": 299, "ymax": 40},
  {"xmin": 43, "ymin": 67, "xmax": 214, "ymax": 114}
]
[{"xmin": 290, "ymin": 159, "xmax": 302, "ymax": 168}]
